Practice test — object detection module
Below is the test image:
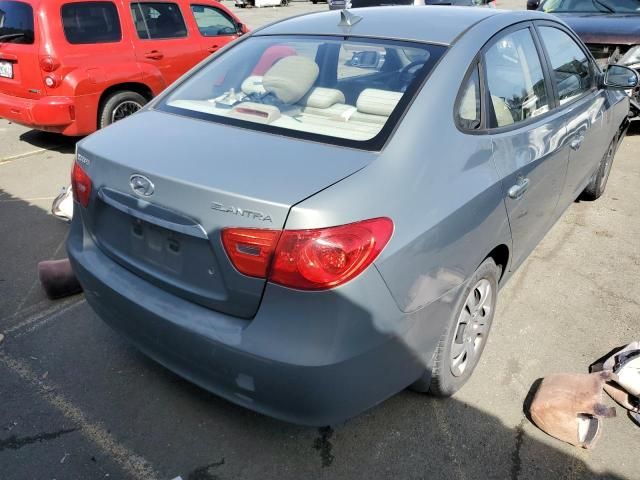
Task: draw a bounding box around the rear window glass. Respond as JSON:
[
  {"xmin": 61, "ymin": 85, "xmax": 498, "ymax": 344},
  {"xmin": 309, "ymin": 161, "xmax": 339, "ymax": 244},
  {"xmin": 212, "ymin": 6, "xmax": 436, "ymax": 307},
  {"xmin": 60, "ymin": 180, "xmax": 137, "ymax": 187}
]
[
  {"xmin": 61, "ymin": 2, "xmax": 122, "ymax": 44},
  {"xmin": 159, "ymin": 35, "xmax": 445, "ymax": 150},
  {"xmin": 131, "ymin": 2, "xmax": 187, "ymax": 40},
  {"xmin": 0, "ymin": 1, "xmax": 34, "ymax": 44}
]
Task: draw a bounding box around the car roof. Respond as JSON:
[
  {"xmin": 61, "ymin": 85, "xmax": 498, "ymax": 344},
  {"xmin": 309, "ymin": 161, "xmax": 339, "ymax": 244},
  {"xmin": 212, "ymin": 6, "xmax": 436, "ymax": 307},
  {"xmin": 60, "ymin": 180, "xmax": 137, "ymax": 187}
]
[{"xmin": 256, "ymin": 6, "xmax": 535, "ymax": 46}]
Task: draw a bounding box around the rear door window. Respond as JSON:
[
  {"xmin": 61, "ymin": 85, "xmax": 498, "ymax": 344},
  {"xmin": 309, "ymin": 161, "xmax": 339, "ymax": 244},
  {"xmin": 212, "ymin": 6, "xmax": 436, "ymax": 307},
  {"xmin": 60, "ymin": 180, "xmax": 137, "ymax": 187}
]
[
  {"xmin": 61, "ymin": 2, "xmax": 122, "ymax": 44},
  {"xmin": 484, "ymin": 28, "xmax": 550, "ymax": 128},
  {"xmin": 0, "ymin": 1, "xmax": 35, "ymax": 44},
  {"xmin": 190, "ymin": 4, "xmax": 237, "ymax": 37},
  {"xmin": 130, "ymin": 2, "xmax": 187, "ymax": 40},
  {"xmin": 537, "ymin": 26, "xmax": 594, "ymax": 106}
]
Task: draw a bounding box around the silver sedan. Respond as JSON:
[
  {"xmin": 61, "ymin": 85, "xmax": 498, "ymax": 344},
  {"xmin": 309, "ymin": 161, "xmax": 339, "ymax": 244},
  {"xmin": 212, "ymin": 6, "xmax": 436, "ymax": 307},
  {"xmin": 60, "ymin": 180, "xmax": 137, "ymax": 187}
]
[{"xmin": 67, "ymin": 7, "xmax": 638, "ymax": 425}]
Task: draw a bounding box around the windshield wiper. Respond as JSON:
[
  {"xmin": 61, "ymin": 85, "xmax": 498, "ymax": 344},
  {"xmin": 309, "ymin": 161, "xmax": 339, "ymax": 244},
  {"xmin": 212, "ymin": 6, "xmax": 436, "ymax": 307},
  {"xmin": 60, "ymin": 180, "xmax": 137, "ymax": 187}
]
[
  {"xmin": 591, "ymin": 0, "xmax": 615, "ymax": 13},
  {"xmin": 0, "ymin": 33, "xmax": 25, "ymax": 42}
]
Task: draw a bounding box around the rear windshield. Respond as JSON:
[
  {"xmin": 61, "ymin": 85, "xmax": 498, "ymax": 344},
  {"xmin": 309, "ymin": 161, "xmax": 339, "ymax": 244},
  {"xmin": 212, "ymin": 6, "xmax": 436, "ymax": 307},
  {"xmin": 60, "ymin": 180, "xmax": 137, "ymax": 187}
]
[
  {"xmin": 62, "ymin": 2, "xmax": 122, "ymax": 44},
  {"xmin": 0, "ymin": 1, "xmax": 34, "ymax": 44},
  {"xmin": 159, "ymin": 35, "xmax": 445, "ymax": 150}
]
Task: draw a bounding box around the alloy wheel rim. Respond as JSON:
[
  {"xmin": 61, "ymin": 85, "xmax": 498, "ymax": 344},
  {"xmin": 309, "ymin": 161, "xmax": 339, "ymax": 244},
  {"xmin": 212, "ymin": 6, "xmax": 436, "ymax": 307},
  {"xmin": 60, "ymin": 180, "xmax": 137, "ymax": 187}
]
[
  {"xmin": 111, "ymin": 101, "xmax": 143, "ymax": 123},
  {"xmin": 450, "ymin": 278, "xmax": 492, "ymax": 377}
]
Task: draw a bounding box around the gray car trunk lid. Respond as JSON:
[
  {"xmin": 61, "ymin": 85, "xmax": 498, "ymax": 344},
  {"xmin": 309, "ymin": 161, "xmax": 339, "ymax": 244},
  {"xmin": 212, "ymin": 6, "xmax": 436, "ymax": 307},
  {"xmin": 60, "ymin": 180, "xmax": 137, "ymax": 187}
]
[{"xmin": 76, "ymin": 110, "xmax": 373, "ymax": 318}]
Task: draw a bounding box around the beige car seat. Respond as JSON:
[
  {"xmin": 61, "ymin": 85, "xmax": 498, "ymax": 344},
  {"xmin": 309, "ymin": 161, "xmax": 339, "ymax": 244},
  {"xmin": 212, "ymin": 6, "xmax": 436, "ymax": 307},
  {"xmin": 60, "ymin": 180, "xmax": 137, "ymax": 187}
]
[
  {"xmin": 262, "ymin": 56, "xmax": 319, "ymax": 105},
  {"xmin": 351, "ymin": 89, "xmax": 403, "ymax": 125}
]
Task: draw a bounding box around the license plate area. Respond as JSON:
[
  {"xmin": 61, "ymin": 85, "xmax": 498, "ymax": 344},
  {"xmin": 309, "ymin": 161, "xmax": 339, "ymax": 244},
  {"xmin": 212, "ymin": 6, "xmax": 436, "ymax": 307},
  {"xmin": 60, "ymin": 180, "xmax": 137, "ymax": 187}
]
[
  {"xmin": 92, "ymin": 201, "xmax": 229, "ymax": 309},
  {"xmin": 0, "ymin": 61, "xmax": 13, "ymax": 79},
  {"xmin": 130, "ymin": 218, "xmax": 184, "ymax": 273}
]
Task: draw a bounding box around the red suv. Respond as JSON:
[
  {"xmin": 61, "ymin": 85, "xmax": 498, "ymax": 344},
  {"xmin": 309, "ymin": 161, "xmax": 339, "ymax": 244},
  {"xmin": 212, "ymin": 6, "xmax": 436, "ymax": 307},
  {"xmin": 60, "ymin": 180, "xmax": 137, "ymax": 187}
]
[{"xmin": 0, "ymin": 0, "xmax": 247, "ymax": 135}]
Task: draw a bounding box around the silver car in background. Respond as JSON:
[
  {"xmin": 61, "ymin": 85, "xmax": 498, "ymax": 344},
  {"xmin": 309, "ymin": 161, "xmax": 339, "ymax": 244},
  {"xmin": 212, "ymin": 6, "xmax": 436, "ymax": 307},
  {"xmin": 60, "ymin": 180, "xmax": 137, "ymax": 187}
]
[{"xmin": 68, "ymin": 7, "xmax": 637, "ymax": 425}]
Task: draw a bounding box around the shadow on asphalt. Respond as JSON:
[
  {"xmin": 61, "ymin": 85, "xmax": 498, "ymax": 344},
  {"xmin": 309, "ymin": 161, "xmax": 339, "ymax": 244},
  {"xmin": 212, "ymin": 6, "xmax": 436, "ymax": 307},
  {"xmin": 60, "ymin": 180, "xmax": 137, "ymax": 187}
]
[
  {"xmin": 626, "ymin": 120, "xmax": 640, "ymax": 136},
  {"xmin": 0, "ymin": 189, "xmax": 69, "ymax": 317},
  {"xmin": 0, "ymin": 192, "xmax": 627, "ymax": 480},
  {"xmin": 18, "ymin": 129, "xmax": 79, "ymax": 155}
]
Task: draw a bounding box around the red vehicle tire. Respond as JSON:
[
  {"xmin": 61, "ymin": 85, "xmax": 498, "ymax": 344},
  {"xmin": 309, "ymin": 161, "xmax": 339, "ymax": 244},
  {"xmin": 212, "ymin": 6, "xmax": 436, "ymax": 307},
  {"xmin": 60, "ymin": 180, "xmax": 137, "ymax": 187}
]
[{"xmin": 99, "ymin": 91, "xmax": 147, "ymax": 129}]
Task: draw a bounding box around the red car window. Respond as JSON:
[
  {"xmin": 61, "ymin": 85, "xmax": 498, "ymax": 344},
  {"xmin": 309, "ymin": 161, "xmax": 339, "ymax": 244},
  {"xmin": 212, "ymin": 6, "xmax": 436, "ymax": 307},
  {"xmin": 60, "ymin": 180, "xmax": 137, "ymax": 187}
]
[
  {"xmin": 61, "ymin": 2, "xmax": 122, "ymax": 44},
  {"xmin": 130, "ymin": 2, "xmax": 188, "ymax": 39}
]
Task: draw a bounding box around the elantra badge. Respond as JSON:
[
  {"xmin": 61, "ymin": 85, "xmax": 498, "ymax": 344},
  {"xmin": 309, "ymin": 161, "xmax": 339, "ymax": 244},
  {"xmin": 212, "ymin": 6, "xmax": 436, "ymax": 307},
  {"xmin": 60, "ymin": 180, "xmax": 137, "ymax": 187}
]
[{"xmin": 130, "ymin": 174, "xmax": 155, "ymax": 197}]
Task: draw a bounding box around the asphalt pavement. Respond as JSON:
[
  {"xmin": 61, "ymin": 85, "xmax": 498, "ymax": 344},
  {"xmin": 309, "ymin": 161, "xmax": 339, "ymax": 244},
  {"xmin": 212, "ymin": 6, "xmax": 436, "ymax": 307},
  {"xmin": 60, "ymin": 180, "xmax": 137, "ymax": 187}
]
[{"xmin": 1, "ymin": 2, "xmax": 639, "ymax": 479}]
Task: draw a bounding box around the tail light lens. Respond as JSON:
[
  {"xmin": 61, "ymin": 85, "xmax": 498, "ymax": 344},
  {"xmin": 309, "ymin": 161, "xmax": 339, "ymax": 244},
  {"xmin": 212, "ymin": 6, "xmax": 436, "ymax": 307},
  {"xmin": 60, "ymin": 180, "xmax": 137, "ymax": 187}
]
[
  {"xmin": 221, "ymin": 228, "xmax": 280, "ymax": 278},
  {"xmin": 39, "ymin": 56, "xmax": 60, "ymax": 72},
  {"xmin": 221, "ymin": 218, "xmax": 393, "ymax": 290},
  {"xmin": 71, "ymin": 162, "xmax": 92, "ymax": 208}
]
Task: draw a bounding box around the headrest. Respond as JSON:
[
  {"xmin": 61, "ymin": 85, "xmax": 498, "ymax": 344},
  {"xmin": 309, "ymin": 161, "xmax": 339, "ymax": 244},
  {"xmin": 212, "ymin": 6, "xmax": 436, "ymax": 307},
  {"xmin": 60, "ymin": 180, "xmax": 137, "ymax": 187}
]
[
  {"xmin": 300, "ymin": 87, "xmax": 346, "ymax": 108},
  {"xmin": 356, "ymin": 89, "xmax": 402, "ymax": 117},
  {"xmin": 241, "ymin": 76, "xmax": 266, "ymax": 96},
  {"xmin": 262, "ymin": 56, "xmax": 319, "ymax": 105}
]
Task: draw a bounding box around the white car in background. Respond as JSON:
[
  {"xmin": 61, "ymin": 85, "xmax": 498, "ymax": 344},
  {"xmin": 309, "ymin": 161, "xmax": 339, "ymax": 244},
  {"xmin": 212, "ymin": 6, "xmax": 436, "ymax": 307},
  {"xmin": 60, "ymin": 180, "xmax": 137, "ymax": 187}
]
[{"xmin": 235, "ymin": 0, "xmax": 289, "ymax": 8}]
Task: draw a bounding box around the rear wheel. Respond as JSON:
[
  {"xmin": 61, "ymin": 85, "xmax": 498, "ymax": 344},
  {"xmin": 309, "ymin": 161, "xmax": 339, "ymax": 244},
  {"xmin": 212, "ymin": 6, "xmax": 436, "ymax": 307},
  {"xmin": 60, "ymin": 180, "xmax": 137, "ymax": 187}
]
[
  {"xmin": 281, "ymin": 0, "xmax": 289, "ymax": 5},
  {"xmin": 411, "ymin": 258, "xmax": 500, "ymax": 396},
  {"xmin": 580, "ymin": 134, "xmax": 619, "ymax": 201},
  {"xmin": 99, "ymin": 91, "xmax": 147, "ymax": 130}
]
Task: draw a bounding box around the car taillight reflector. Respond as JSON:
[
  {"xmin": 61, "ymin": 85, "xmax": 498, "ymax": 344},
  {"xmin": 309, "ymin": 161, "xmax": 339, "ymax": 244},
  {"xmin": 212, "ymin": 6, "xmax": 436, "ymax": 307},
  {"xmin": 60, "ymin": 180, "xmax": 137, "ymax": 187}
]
[
  {"xmin": 43, "ymin": 75, "xmax": 60, "ymax": 88},
  {"xmin": 71, "ymin": 162, "xmax": 92, "ymax": 208},
  {"xmin": 221, "ymin": 228, "xmax": 281, "ymax": 278},
  {"xmin": 222, "ymin": 218, "xmax": 393, "ymax": 290}
]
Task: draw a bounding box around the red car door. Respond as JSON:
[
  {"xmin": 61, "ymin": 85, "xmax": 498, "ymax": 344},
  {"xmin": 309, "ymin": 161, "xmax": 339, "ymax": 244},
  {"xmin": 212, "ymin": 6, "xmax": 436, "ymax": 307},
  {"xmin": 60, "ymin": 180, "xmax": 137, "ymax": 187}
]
[
  {"xmin": 129, "ymin": 1, "xmax": 203, "ymax": 87},
  {"xmin": 188, "ymin": 2, "xmax": 243, "ymax": 57}
]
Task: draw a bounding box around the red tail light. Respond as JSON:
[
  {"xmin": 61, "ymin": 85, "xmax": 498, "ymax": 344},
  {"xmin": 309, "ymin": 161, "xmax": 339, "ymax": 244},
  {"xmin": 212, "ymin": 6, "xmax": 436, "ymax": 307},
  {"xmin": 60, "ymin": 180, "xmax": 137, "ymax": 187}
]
[
  {"xmin": 221, "ymin": 218, "xmax": 393, "ymax": 290},
  {"xmin": 221, "ymin": 228, "xmax": 280, "ymax": 278},
  {"xmin": 71, "ymin": 162, "xmax": 92, "ymax": 208},
  {"xmin": 39, "ymin": 56, "xmax": 60, "ymax": 72}
]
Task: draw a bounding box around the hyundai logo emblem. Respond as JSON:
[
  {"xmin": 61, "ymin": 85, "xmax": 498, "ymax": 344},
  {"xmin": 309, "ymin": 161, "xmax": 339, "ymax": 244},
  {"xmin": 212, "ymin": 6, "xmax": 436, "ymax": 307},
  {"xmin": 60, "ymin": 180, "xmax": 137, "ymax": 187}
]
[{"xmin": 130, "ymin": 174, "xmax": 155, "ymax": 197}]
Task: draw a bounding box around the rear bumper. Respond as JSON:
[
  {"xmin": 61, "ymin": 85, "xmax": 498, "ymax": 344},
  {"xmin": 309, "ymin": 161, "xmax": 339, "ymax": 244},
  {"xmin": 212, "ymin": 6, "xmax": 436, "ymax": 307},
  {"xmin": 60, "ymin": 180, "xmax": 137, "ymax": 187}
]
[
  {"xmin": 67, "ymin": 217, "xmax": 443, "ymax": 425},
  {"xmin": 0, "ymin": 91, "xmax": 74, "ymax": 132},
  {"xmin": 0, "ymin": 91, "xmax": 99, "ymax": 135}
]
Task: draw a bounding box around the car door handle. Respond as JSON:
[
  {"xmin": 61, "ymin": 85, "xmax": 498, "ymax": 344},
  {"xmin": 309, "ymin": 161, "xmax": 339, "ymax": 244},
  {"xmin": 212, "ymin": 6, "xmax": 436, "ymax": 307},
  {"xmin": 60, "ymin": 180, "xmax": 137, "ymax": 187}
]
[
  {"xmin": 508, "ymin": 177, "xmax": 530, "ymax": 199},
  {"xmin": 207, "ymin": 45, "xmax": 220, "ymax": 53},
  {"xmin": 570, "ymin": 133, "xmax": 585, "ymax": 150},
  {"xmin": 144, "ymin": 50, "xmax": 164, "ymax": 60}
]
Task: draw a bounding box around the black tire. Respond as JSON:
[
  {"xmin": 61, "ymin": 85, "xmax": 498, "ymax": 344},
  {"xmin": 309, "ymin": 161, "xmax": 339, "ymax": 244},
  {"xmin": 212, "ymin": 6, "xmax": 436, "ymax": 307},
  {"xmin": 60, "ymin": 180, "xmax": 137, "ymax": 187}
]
[
  {"xmin": 580, "ymin": 134, "xmax": 619, "ymax": 201},
  {"xmin": 312, "ymin": 0, "xmax": 318, "ymax": 3},
  {"xmin": 98, "ymin": 91, "xmax": 147, "ymax": 130},
  {"xmin": 411, "ymin": 258, "xmax": 500, "ymax": 396}
]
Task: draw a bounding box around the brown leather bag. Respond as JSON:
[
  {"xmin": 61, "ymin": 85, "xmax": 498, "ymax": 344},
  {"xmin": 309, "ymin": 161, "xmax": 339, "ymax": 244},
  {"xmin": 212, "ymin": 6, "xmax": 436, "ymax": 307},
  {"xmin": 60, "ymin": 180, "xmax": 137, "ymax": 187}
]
[
  {"xmin": 529, "ymin": 372, "xmax": 615, "ymax": 448},
  {"xmin": 38, "ymin": 259, "xmax": 83, "ymax": 299}
]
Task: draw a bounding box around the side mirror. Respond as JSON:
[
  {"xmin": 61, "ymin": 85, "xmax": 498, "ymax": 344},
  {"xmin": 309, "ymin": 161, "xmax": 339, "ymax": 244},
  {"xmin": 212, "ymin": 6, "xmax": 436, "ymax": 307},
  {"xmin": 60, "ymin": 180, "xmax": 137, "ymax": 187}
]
[
  {"xmin": 236, "ymin": 23, "xmax": 248, "ymax": 36},
  {"xmin": 526, "ymin": 0, "xmax": 539, "ymax": 9},
  {"xmin": 604, "ymin": 65, "xmax": 640, "ymax": 89},
  {"xmin": 346, "ymin": 51, "xmax": 381, "ymax": 69}
]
